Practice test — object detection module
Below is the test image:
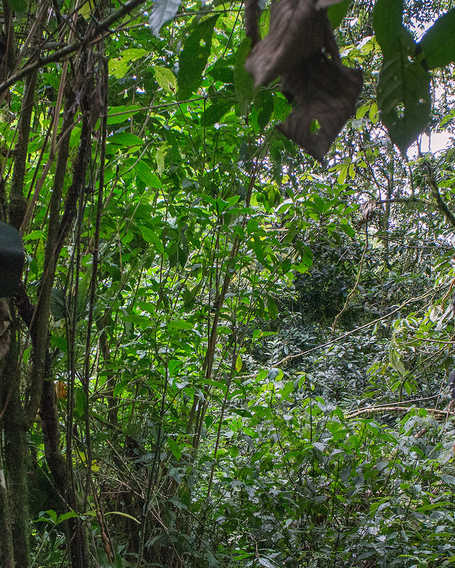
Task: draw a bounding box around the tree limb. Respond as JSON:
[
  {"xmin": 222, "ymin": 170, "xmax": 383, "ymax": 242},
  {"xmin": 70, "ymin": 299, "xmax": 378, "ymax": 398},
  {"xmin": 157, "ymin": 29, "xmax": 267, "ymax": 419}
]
[{"xmin": 0, "ymin": 0, "xmax": 147, "ymax": 95}]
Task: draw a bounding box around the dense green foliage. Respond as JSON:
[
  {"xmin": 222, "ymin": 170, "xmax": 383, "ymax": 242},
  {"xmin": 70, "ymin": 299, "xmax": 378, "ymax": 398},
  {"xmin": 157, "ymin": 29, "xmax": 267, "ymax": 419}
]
[{"xmin": 1, "ymin": 0, "xmax": 455, "ymax": 567}]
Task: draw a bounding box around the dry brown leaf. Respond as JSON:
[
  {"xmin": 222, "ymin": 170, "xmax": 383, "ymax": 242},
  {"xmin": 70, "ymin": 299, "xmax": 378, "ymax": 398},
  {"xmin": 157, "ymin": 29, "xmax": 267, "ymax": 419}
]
[
  {"xmin": 278, "ymin": 54, "xmax": 362, "ymax": 161},
  {"xmin": 245, "ymin": 0, "xmax": 339, "ymax": 88},
  {"xmin": 244, "ymin": 0, "xmax": 362, "ymax": 159}
]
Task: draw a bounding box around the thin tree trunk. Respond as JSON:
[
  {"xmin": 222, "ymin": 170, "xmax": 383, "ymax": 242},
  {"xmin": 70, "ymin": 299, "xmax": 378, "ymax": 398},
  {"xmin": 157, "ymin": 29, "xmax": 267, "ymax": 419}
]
[{"xmin": 3, "ymin": 323, "xmax": 29, "ymax": 567}]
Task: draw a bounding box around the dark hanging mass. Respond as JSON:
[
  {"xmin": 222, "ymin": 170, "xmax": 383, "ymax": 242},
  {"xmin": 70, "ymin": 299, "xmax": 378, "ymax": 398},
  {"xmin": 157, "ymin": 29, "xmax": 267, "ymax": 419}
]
[{"xmin": 245, "ymin": 0, "xmax": 363, "ymax": 161}]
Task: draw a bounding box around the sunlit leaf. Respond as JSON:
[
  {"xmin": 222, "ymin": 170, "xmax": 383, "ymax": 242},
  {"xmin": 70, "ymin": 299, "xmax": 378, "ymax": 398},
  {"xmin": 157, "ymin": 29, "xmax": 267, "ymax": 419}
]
[
  {"xmin": 135, "ymin": 160, "xmax": 162, "ymax": 188},
  {"xmin": 154, "ymin": 66, "xmax": 177, "ymax": 94}
]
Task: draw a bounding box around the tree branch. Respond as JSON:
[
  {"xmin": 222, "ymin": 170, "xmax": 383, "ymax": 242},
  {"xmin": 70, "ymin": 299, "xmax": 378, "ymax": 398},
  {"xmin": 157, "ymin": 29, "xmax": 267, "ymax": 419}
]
[{"xmin": 0, "ymin": 0, "xmax": 147, "ymax": 95}]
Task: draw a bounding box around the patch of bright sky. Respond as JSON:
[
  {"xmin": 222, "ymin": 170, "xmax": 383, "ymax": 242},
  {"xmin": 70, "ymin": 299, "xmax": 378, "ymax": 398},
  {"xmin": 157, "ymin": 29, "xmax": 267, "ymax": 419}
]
[{"xmin": 407, "ymin": 131, "xmax": 453, "ymax": 158}]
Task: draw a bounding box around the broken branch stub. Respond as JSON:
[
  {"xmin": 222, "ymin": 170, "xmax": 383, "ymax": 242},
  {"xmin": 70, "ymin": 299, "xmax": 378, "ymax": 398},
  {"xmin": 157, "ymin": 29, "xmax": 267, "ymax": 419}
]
[{"xmin": 245, "ymin": 0, "xmax": 362, "ymax": 160}]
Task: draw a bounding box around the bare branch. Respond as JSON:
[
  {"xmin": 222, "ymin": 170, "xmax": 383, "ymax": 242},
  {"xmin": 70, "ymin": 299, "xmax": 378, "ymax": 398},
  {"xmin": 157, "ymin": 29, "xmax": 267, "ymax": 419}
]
[{"xmin": 0, "ymin": 0, "xmax": 147, "ymax": 95}]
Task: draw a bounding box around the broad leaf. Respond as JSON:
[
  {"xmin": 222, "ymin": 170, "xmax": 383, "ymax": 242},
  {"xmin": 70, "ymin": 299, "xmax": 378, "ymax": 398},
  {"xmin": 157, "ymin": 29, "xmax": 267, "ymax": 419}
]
[
  {"xmin": 327, "ymin": 0, "xmax": 350, "ymax": 29},
  {"xmin": 202, "ymin": 99, "xmax": 234, "ymax": 126},
  {"xmin": 168, "ymin": 319, "xmax": 193, "ymax": 331},
  {"xmin": 377, "ymin": 31, "xmax": 431, "ymax": 152},
  {"xmin": 154, "ymin": 66, "xmax": 177, "ymax": 94},
  {"xmin": 135, "ymin": 160, "xmax": 162, "ymax": 188},
  {"xmin": 420, "ymin": 8, "xmax": 455, "ymax": 69},
  {"xmin": 234, "ymin": 37, "xmax": 254, "ymax": 114},
  {"xmin": 149, "ymin": 0, "xmax": 182, "ymax": 37},
  {"xmin": 373, "ymin": 0, "xmax": 404, "ymax": 58},
  {"xmin": 177, "ymin": 15, "xmax": 219, "ymax": 100},
  {"xmin": 108, "ymin": 133, "xmax": 143, "ymax": 147},
  {"xmin": 7, "ymin": 0, "xmax": 26, "ymax": 12}
]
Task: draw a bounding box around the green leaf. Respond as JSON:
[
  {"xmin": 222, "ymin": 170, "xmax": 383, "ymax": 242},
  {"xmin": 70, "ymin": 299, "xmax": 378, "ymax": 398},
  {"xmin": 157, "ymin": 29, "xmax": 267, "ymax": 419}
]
[
  {"xmin": 73, "ymin": 388, "xmax": 88, "ymax": 419},
  {"xmin": 109, "ymin": 58, "xmax": 130, "ymax": 80},
  {"xmin": 389, "ymin": 349, "xmax": 407, "ymax": 377},
  {"xmin": 0, "ymin": 222, "xmax": 24, "ymax": 297},
  {"xmin": 149, "ymin": 0, "xmax": 182, "ymax": 36},
  {"xmin": 254, "ymin": 89, "xmax": 274, "ymax": 130},
  {"xmin": 420, "ymin": 9, "xmax": 455, "ymax": 69},
  {"xmin": 177, "ymin": 15, "xmax": 219, "ymax": 100},
  {"xmin": 7, "ymin": 0, "xmax": 27, "ymax": 12},
  {"xmin": 373, "ymin": 0, "xmax": 404, "ymax": 58},
  {"xmin": 107, "ymin": 105, "xmax": 143, "ymax": 125},
  {"xmin": 377, "ymin": 32, "xmax": 431, "ymax": 152},
  {"xmin": 140, "ymin": 226, "xmax": 162, "ymax": 249},
  {"xmin": 280, "ymin": 381, "xmax": 294, "ymax": 401},
  {"xmin": 156, "ymin": 144, "xmax": 167, "ymax": 174},
  {"xmin": 108, "ymin": 132, "xmax": 143, "ymax": 147},
  {"xmin": 121, "ymin": 48, "xmax": 147, "ymax": 62},
  {"xmin": 235, "ymin": 354, "xmax": 242, "ymax": 372},
  {"xmin": 168, "ymin": 319, "xmax": 193, "ymax": 331},
  {"xmin": 234, "ymin": 37, "xmax": 254, "ymax": 114},
  {"xmin": 202, "ymin": 99, "xmax": 234, "ymax": 126},
  {"xmin": 154, "ymin": 66, "xmax": 177, "ymax": 94},
  {"xmin": 168, "ymin": 438, "xmax": 183, "ymax": 460},
  {"xmin": 135, "ymin": 160, "xmax": 162, "ymax": 188},
  {"xmin": 327, "ymin": 0, "xmax": 350, "ymax": 29}
]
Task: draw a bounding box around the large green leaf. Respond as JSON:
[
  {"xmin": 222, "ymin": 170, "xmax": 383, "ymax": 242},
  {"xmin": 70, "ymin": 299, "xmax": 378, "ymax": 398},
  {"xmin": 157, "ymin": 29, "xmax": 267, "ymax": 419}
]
[
  {"xmin": 327, "ymin": 0, "xmax": 350, "ymax": 29},
  {"xmin": 373, "ymin": 0, "xmax": 404, "ymax": 58},
  {"xmin": 154, "ymin": 66, "xmax": 177, "ymax": 94},
  {"xmin": 135, "ymin": 160, "xmax": 162, "ymax": 188},
  {"xmin": 234, "ymin": 37, "xmax": 254, "ymax": 115},
  {"xmin": 420, "ymin": 9, "xmax": 455, "ymax": 69},
  {"xmin": 108, "ymin": 133, "xmax": 143, "ymax": 147},
  {"xmin": 7, "ymin": 0, "xmax": 26, "ymax": 12},
  {"xmin": 177, "ymin": 15, "xmax": 219, "ymax": 100},
  {"xmin": 377, "ymin": 31, "xmax": 431, "ymax": 152},
  {"xmin": 0, "ymin": 222, "xmax": 24, "ymax": 297}
]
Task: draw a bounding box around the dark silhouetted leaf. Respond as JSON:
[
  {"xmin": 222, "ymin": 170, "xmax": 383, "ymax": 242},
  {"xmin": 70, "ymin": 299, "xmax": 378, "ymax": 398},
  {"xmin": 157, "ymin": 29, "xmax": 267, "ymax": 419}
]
[
  {"xmin": 202, "ymin": 99, "xmax": 234, "ymax": 126},
  {"xmin": 377, "ymin": 32, "xmax": 431, "ymax": 152},
  {"xmin": 420, "ymin": 8, "xmax": 455, "ymax": 69},
  {"xmin": 373, "ymin": 0, "xmax": 404, "ymax": 58},
  {"xmin": 7, "ymin": 0, "xmax": 27, "ymax": 12},
  {"xmin": 177, "ymin": 15, "xmax": 219, "ymax": 100},
  {"xmin": 327, "ymin": 0, "xmax": 350, "ymax": 28},
  {"xmin": 234, "ymin": 37, "xmax": 254, "ymax": 114}
]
